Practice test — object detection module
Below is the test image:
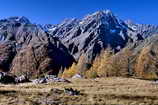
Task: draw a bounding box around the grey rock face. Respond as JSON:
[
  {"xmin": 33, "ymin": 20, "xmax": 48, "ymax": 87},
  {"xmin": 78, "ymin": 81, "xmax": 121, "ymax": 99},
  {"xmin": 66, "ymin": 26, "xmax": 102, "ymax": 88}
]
[
  {"xmin": 125, "ymin": 20, "xmax": 158, "ymax": 38},
  {"xmin": 48, "ymin": 18, "xmax": 80, "ymax": 38},
  {"xmin": 47, "ymin": 10, "xmax": 144, "ymax": 62}
]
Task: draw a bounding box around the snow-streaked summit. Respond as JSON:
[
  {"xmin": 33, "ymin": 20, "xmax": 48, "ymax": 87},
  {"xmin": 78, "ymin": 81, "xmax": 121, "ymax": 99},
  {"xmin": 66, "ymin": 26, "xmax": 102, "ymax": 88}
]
[
  {"xmin": 46, "ymin": 10, "xmax": 144, "ymax": 61},
  {"xmin": 0, "ymin": 16, "xmax": 31, "ymax": 24}
]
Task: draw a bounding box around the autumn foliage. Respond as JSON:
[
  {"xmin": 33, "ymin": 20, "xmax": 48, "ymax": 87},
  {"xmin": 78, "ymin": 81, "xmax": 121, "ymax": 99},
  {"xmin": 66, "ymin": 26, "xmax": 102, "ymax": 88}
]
[
  {"xmin": 85, "ymin": 48, "xmax": 112, "ymax": 78},
  {"xmin": 62, "ymin": 63, "xmax": 78, "ymax": 78},
  {"xmin": 61, "ymin": 45, "xmax": 158, "ymax": 80},
  {"xmin": 62, "ymin": 55, "xmax": 88, "ymax": 78},
  {"xmin": 135, "ymin": 46, "xmax": 158, "ymax": 79},
  {"xmin": 85, "ymin": 48, "xmax": 133, "ymax": 78}
]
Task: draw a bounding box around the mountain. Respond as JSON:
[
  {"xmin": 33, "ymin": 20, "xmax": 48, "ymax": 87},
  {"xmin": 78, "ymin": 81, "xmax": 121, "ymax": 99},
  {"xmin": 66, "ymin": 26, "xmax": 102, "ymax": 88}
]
[
  {"xmin": 46, "ymin": 10, "xmax": 145, "ymax": 62},
  {"xmin": 0, "ymin": 10, "xmax": 158, "ymax": 78},
  {"xmin": 125, "ymin": 20, "xmax": 158, "ymax": 38},
  {"xmin": 0, "ymin": 16, "xmax": 75, "ymax": 78}
]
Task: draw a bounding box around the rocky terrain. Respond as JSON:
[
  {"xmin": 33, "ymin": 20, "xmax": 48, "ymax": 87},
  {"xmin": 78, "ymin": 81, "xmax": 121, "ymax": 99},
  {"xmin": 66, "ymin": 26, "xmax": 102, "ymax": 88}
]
[
  {"xmin": 0, "ymin": 10, "xmax": 158, "ymax": 79},
  {"xmin": 46, "ymin": 10, "xmax": 158, "ymax": 63}
]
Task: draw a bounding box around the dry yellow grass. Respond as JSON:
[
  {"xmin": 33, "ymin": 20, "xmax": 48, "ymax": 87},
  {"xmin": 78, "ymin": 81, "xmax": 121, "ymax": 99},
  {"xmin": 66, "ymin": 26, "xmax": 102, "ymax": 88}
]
[{"xmin": 0, "ymin": 77, "xmax": 158, "ymax": 105}]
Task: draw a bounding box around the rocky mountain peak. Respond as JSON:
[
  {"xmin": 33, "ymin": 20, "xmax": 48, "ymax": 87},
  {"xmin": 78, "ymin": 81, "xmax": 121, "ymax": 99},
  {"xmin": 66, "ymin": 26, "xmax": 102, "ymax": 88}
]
[
  {"xmin": 60, "ymin": 18, "xmax": 79, "ymax": 26},
  {"xmin": 77, "ymin": 10, "xmax": 125, "ymax": 35},
  {"xmin": 82, "ymin": 10, "xmax": 117, "ymax": 25},
  {"xmin": 125, "ymin": 20, "xmax": 136, "ymax": 25},
  {"xmin": 86, "ymin": 10, "xmax": 114, "ymax": 19},
  {"xmin": 0, "ymin": 16, "xmax": 30, "ymax": 24},
  {"xmin": 125, "ymin": 20, "xmax": 158, "ymax": 38},
  {"xmin": 48, "ymin": 10, "xmax": 133, "ymax": 62}
]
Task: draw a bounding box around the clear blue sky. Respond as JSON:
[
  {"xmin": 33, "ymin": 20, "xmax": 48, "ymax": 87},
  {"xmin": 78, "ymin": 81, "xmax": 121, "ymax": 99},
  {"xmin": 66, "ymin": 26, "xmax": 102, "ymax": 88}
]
[{"xmin": 0, "ymin": 0, "xmax": 157, "ymax": 25}]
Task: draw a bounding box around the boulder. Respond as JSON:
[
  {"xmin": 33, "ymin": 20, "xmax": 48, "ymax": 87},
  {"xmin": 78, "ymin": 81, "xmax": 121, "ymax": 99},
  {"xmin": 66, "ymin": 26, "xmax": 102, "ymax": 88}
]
[
  {"xmin": 32, "ymin": 78, "xmax": 47, "ymax": 84},
  {"xmin": 72, "ymin": 74, "xmax": 82, "ymax": 79},
  {"xmin": 15, "ymin": 75, "xmax": 30, "ymax": 83},
  {"xmin": 32, "ymin": 75, "xmax": 70, "ymax": 84},
  {"xmin": 64, "ymin": 88, "xmax": 80, "ymax": 96}
]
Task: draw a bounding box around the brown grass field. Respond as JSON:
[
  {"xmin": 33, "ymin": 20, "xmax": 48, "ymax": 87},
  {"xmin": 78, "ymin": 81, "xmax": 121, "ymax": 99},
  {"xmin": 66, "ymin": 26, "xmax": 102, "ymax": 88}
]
[{"xmin": 0, "ymin": 77, "xmax": 158, "ymax": 105}]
